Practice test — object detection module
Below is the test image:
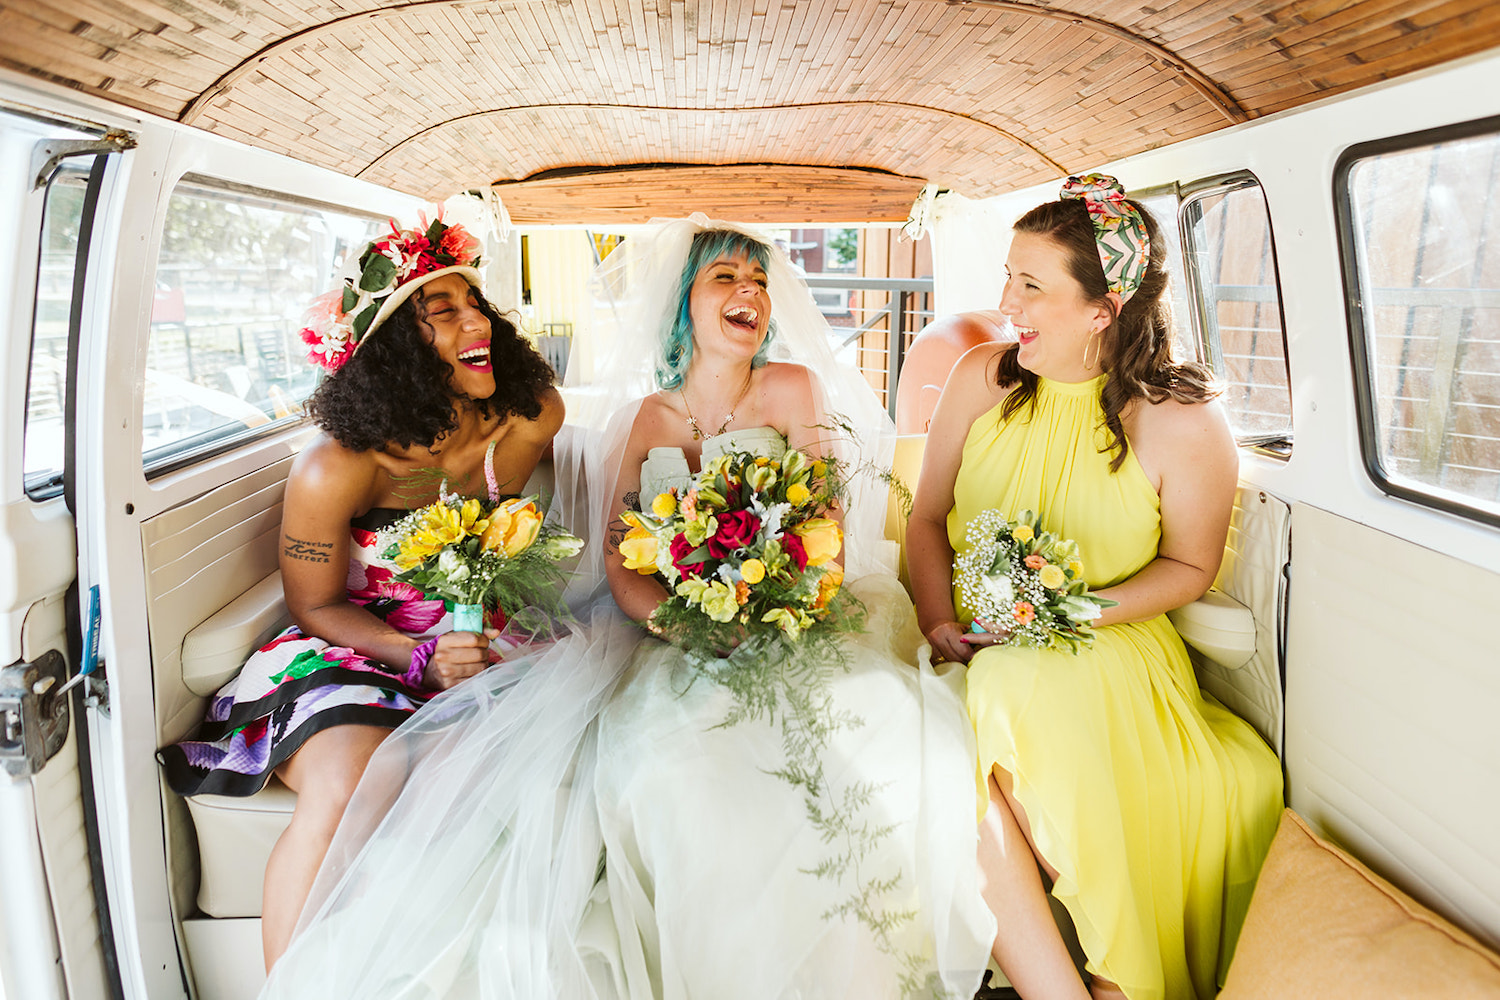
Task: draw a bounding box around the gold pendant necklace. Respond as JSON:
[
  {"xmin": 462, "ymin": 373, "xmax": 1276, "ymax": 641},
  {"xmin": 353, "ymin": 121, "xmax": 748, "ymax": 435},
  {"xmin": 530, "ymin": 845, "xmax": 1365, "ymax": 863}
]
[{"xmin": 682, "ymin": 371, "xmax": 752, "ymax": 440}]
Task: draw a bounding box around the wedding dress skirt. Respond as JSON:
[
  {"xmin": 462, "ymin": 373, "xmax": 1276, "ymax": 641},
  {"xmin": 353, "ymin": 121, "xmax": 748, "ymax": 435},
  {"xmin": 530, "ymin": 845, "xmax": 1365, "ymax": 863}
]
[
  {"xmin": 261, "ymin": 601, "xmax": 635, "ymax": 1000},
  {"xmin": 262, "ymin": 580, "xmax": 993, "ymax": 1000},
  {"xmin": 587, "ymin": 574, "xmax": 994, "ymax": 999}
]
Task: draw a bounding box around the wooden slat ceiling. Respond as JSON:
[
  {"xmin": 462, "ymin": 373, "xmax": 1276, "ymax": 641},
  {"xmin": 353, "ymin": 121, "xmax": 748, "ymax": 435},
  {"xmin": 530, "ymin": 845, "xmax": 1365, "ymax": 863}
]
[{"xmin": 2, "ymin": 0, "xmax": 1499, "ymax": 222}]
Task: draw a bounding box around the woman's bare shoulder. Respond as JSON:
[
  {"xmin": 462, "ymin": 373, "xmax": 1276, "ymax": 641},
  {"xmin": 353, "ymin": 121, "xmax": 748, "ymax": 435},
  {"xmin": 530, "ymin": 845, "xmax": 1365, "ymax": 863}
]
[
  {"xmin": 943, "ymin": 342, "xmax": 1015, "ymax": 414},
  {"xmin": 759, "ymin": 360, "xmax": 817, "ymax": 391},
  {"xmin": 292, "ymin": 433, "xmax": 376, "ymax": 481},
  {"xmin": 286, "ymin": 433, "xmax": 382, "ymax": 512},
  {"xmin": 1127, "ymin": 394, "xmax": 1235, "ymax": 483},
  {"xmin": 1131, "ymin": 392, "xmax": 1231, "ymax": 439}
]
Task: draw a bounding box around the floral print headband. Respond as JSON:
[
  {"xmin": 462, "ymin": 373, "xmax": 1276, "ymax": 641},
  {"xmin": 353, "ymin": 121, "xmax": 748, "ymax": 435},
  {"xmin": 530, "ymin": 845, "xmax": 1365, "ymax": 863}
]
[
  {"xmin": 1060, "ymin": 173, "xmax": 1150, "ymax": 300},
  {"xmin": 299, "ymin": 213, "xmax": 484, "ymax": 371}
]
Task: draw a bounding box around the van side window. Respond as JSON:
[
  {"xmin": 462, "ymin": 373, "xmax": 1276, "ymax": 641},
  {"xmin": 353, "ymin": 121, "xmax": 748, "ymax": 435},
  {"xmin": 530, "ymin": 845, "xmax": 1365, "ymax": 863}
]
[
  {"xmin": 1180, "ymin": 175, "xmax": 1293, "ymax": 455},
  {"xmin": 23, "ymin": 159, "xmax": 96, "ymax": 498},
  {"xmin": 1134, "ymin": 189, "xmax": 1196, "ymax": 365},
  {"xmin": 1339, "ymin": 121, "xmax": 1500, "ymax": 525},
  {"xmin": 144, "ymin": 179, "xmax": 383, "ymax": 475}
]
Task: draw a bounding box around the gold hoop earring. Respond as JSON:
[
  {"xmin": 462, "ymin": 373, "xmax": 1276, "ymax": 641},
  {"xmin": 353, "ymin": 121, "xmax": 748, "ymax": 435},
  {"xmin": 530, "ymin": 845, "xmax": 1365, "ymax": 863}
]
[{"xmin": 1082, "ymin": 330, "xmax": 1102, "ymax": 371}]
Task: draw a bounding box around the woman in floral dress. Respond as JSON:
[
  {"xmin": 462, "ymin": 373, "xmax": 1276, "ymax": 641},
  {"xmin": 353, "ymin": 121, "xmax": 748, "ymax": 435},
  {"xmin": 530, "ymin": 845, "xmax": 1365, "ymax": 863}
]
[{"xmin": 158, "ymin": 216, "xmax": 562, "ymax": 969}]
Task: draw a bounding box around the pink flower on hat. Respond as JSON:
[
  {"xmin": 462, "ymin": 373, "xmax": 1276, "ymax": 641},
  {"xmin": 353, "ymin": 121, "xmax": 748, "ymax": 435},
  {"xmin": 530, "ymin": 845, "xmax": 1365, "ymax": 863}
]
[{"xmin": 298, "ymin": 289, "xmax": 356, "ymax": 370}]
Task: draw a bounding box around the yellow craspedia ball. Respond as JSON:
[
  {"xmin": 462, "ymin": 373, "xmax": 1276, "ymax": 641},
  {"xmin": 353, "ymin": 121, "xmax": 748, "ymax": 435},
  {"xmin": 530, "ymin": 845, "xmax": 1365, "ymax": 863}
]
[
  {"xmin": 651, "ymin": 492, "xmax": 677, "ymax": 517},
  {"xmin": 740, "ymin": 558, "xmax": 766, "ymax": 584},
  {"xmin": 786, "ymin": 482, "xmax": 811, "ymax": 505}
]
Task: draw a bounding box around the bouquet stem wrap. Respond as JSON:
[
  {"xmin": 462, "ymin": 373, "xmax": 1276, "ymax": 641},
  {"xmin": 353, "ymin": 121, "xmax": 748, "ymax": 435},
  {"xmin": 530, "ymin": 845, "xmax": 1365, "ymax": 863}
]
[{"xmin": 451, "ymin": 603, "xmax": 485, "ymax": 633}]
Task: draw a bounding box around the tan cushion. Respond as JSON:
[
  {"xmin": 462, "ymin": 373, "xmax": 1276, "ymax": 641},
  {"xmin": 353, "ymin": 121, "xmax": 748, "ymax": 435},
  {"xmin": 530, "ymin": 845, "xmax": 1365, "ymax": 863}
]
[{"xmin": 1220, "ymin": 809, "xmax": 1500, "ymax": 999}]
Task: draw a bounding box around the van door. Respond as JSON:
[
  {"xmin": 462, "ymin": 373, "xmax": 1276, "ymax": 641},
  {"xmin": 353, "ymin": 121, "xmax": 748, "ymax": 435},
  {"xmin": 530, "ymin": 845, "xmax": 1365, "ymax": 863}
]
[{"xmin": 0, "ymin": 104, "xmax": 126, "ymax": 1000}]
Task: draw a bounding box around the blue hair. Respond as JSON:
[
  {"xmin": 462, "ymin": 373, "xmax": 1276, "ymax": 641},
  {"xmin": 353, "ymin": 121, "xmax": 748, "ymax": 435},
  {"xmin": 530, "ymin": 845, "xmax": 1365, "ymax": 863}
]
[{"xmin": 656, "ymin": 229, "xmax": 779, "ymax": 390}]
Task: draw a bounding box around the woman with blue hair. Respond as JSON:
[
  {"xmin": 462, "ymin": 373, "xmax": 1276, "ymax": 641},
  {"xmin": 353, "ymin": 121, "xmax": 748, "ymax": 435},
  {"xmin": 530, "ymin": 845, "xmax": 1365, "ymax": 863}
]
[{"xmin": 589, "ymin": 218, "xmax": 994, "ymax": 997}]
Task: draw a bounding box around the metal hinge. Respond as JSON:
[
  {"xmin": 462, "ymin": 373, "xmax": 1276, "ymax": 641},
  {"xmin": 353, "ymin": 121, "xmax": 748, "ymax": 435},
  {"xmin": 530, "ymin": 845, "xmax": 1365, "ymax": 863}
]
[
  {"xmin": 0, "ymin": 650, "xmax": 71, "ymax": 777},
  {"xmin": 31, "ymin": 129, "xmax": 137, "ymax": 191}
]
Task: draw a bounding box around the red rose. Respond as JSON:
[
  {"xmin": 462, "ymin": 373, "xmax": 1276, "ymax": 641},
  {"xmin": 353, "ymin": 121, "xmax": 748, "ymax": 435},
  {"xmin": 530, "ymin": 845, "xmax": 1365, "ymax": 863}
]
[
  {"xmin": 670, "ymin": 533, "xmax": 706, "ymax": 578},
  {"xmin": 780, "ymin": 533, "xmax": 809, "ymax": 571},
  {"xmin": 706, "ymin": 510, "xmax": 761, "ymax": 559}
]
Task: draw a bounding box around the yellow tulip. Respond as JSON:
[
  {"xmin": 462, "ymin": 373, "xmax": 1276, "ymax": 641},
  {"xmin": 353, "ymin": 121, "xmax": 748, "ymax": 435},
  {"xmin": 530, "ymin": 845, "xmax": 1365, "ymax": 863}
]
[
  {"xmin": 619, "ymin": 525, "xmax": 659, "ymax": 573},
  {"xmin": 418, "ymin": 504, "xmax": 463, "ymax": 545},
  {"xmin": 813, "ymin": 565, "xmax": 844, "ymax": 610},
  {"xmin": 740, "ymin": 558, "xmax": 766, "ymax": 585},
  {"xmin": 500, "ymin": 501, "xmax": 543, "ymax": 557},
  {"xmin": 793, "ymin": 517, "xmax": 843, "ymax": 566},
  {"xmin": 478, "ymin": 506, "xmax": 513, "ymax": 552}
]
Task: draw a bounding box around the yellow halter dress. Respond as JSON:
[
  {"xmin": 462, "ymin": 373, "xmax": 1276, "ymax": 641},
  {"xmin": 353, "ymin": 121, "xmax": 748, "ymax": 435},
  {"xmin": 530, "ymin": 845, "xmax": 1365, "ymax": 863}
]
[{"xmin": 950, "ymin": 375, "xmax": 1283, "ymax": 1000}]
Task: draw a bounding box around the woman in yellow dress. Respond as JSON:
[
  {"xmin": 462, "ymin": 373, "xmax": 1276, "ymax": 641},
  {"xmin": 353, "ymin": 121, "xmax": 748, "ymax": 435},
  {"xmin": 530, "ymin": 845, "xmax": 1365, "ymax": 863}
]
[{"xmin": 907, "ymin": 175, "xmax": 1284, "ymax": 1000}]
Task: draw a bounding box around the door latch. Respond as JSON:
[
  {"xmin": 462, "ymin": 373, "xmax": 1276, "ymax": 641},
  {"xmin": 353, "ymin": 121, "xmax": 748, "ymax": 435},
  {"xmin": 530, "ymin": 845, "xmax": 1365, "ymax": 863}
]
[{"xmin": 0, "ymin": 650, "xmax": 70, "ymax": 777}]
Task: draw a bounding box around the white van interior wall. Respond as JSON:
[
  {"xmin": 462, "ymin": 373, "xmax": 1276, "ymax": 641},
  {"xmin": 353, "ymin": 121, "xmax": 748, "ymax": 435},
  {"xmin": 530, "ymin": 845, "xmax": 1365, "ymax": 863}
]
[
  {"xmin": 1284, "ymin": 502, "xmax": 1500, "ymax": 949},
  {"xmin": 141, "ymin": 457, "xmax": 291, "ymax": 933}
]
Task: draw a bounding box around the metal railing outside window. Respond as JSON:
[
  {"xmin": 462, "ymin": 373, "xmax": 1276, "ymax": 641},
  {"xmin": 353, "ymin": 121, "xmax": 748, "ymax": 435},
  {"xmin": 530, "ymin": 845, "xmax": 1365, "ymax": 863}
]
[{"xmin": 804, "ymin": 274, "xmax": 934, "ymax": 420}]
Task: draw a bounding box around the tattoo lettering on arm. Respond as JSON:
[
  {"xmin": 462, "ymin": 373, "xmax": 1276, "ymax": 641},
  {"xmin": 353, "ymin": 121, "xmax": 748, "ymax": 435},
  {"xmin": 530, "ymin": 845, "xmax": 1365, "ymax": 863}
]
[{"xmin": 284, "ymin": 535, "xmax": 334, "ymax": 563}]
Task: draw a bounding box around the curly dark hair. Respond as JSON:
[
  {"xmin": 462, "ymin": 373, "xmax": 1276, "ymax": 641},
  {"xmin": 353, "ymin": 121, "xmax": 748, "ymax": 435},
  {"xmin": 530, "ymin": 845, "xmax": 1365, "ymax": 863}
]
[
  {"xmin": 994, "ymin": 196, "xmax": 1218, "ymax": 471},
  {"xmin": 307, "ymin": 280, "xmax": 556, "ymax": 453}
]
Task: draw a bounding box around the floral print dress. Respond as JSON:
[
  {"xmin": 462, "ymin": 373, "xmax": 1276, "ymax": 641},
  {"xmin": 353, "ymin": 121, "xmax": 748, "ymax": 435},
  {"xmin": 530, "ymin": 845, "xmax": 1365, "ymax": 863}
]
[{"xmin": 159, "ymin": 506, "xmax": 506, "ymax": 798}]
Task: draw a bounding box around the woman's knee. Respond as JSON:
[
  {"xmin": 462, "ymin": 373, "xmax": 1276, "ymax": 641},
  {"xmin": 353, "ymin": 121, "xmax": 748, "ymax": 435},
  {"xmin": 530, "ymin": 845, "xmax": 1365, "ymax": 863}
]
[{"xmin": 280, "ymin": 725, "xmax": 391, "ymax": 814}]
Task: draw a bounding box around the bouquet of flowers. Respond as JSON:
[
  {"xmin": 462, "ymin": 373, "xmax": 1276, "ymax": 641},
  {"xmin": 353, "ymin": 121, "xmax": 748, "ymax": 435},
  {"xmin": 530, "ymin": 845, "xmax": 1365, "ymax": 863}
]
[
  {"xmin": 954, "ymin": 508, "xmax": 1116, "ymax": 653},
  {"xmin": 378, "ymin": 494, "xmax": 583, "ymax": 632},
  {"xmin": 617, "ymin": 447, "xmax": 861, "ymax": 656}
]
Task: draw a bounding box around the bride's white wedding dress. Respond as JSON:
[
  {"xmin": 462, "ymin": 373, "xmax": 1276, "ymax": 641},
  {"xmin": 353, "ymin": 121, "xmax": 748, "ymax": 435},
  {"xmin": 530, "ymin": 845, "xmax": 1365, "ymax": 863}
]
[
  {"xmin": 588, "ymin": 428, "xmax": 991, "ymax": 998},
  {"xmin": 259, "ymin": 216, "xmax": 994, "ymax": 999}
]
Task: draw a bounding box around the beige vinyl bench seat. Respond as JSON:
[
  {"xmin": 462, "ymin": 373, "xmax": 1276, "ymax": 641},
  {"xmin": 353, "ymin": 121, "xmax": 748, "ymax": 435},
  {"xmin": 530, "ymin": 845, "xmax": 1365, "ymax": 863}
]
[
  {"xmin": 179, "ymin": 569, "xmax": 297, "ymax": 918},
  {"xmin": 175, "ymin": 441, "xmax": 1258, "ymax": 924}
]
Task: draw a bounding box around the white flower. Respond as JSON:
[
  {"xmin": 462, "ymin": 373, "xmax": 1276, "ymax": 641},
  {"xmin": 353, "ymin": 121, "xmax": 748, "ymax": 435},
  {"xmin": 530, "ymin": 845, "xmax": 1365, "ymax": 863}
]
[
  {"xmin": 437, "ymin": 548, "xmax": 470, "ymax": 583},
  {"xmin": 974, "ymin": 572, "xmax": 1014, "ymax": 612}
]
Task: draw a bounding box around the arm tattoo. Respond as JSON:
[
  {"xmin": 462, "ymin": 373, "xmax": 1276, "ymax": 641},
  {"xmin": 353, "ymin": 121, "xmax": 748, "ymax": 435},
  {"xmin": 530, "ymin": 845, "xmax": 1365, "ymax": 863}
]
[
  {"xmin": 284, "ymin": 535, "xmax": 334, "ymax": 563},
  {"xmin": 623, "ymin": 490, "xmax": 640, "ymax": 512}
]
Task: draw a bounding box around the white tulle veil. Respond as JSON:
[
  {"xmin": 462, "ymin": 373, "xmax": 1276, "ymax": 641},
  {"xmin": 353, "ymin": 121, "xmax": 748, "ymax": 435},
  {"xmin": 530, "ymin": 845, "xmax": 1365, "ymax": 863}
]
[{"xmin": 260, "ymin": 215, "xmax": 906, "ymax": 1000}]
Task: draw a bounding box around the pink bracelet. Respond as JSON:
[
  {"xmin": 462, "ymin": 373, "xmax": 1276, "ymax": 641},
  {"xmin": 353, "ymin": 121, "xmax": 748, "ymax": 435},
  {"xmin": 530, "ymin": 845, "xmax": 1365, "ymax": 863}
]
[{"xmin": 405, "ymin": 638, "xmax": 438, "ymax": 689}]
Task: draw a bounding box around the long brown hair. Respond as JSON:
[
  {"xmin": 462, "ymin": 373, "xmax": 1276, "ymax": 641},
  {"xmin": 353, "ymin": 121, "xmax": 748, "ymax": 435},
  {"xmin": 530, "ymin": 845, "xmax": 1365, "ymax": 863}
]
[{"xmin": 994, "ymin": 197, "xmax": 1218, "ymax": 470}]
